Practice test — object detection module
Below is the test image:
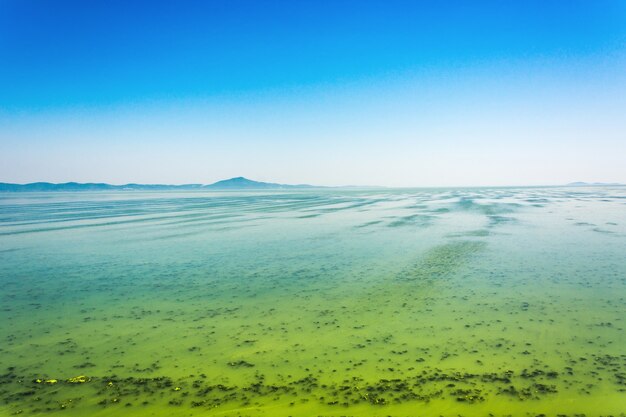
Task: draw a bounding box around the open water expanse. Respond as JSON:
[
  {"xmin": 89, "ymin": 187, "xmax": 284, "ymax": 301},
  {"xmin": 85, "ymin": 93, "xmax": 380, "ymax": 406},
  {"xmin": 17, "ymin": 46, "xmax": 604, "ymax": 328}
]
[{"xmin": 0, "ymin": 187, "xmax": 625, "ymax": 417}]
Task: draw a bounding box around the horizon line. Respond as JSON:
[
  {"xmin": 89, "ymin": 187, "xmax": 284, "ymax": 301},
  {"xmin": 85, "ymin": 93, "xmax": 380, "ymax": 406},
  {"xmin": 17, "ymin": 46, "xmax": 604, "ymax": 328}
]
[{"xmin": 1, "ymin": 178, "xmax": 624, "ymax": 190}]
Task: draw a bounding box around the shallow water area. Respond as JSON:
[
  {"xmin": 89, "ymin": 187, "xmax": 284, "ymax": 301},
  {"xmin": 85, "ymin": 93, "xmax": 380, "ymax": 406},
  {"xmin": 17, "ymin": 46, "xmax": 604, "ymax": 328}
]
[{"xmin": 1, "ymin": 187, "xmax": 625, "ymax": 416}]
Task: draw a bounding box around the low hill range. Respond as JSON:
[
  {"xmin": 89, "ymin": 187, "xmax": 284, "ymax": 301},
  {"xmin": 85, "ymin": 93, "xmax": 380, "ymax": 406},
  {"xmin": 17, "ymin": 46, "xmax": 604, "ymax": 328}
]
[
  {"xmin": 0, "ymin": 177, "xmax": 316, "ymax": 192},
  {"xmin": 1, "ymin": 178, "xmax": 623, "ymax": 192}
]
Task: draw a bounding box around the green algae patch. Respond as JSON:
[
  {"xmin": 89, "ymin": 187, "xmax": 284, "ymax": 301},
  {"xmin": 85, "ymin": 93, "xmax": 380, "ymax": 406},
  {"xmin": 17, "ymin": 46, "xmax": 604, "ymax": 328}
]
[{"xmin": 66, "ymin": 375, "xmax": 90, "ymax": 384}]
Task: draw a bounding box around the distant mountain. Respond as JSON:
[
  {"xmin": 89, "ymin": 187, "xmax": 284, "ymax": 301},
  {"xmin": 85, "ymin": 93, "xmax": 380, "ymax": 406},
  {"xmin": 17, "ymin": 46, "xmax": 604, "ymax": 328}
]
[
  {"xmin": 566, "ymin": 182, "xmax": 624, "ymax": 187},
  {"xmin": 0, "ymin": 177, "xmax": 314, "ymax": 192},
  {"xmin": 205, "ymin": 177, "xmax": 313, "ymax": 189}
]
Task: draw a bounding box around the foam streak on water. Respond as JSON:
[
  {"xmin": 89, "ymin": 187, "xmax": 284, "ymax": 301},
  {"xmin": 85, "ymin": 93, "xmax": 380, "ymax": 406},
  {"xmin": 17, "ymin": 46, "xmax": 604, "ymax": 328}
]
[{"xmin": 0, "ymin": 187, "xmax": 625, "ymax": 416}]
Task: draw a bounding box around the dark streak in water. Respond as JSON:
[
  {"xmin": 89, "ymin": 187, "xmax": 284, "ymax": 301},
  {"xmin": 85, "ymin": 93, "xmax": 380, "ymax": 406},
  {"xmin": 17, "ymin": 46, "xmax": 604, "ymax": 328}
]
[{"xmin": 397, "ymin": 241, "xmax": 486, "ymax": 283}]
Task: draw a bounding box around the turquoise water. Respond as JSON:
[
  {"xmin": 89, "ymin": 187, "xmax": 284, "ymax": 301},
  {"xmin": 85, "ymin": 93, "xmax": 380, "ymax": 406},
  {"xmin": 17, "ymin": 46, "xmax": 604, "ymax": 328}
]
[{"xmin": 1, "ymin": 187, "xmax": 625, "ymax": 416}]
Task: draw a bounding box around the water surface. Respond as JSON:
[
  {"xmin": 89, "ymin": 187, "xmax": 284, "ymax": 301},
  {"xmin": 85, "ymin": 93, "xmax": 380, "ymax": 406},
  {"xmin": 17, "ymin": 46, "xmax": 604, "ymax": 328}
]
[{"xmin": 1, "ymin": 187, "xmax": 625, "ymax": 416}]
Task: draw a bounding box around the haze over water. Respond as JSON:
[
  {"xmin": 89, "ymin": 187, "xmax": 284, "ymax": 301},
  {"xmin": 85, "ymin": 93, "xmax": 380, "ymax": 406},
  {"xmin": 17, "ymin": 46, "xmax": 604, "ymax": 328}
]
[{"xmin": 1, "ymin": 186, "xmax": 625, "ymax": 416}]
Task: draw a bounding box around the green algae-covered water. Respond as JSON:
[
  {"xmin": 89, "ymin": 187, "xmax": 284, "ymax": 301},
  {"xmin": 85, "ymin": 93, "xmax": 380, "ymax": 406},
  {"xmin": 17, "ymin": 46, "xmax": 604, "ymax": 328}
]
[{"xmin": 1, "ymin": 187, "xmax": 625, "ymax": 417}]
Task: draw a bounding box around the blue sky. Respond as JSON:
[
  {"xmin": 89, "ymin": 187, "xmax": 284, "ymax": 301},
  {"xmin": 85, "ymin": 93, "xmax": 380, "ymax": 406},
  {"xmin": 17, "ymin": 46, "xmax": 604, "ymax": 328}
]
[{"xmin": 1, "ymin": 0, "xmax": 625, "ymax": 186}]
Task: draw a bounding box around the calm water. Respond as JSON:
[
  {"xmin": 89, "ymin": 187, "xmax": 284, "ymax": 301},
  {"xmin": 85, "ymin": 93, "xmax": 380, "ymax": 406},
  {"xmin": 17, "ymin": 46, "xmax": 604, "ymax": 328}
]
[{"xmin": 1, "ymin": 187, "xmax": 625, "ymax": 417}]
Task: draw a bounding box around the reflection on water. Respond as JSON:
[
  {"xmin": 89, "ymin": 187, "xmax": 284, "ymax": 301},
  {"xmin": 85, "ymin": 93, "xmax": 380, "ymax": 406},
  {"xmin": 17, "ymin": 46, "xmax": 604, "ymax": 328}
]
[{"xmin": 1, "ymin": 187, "xmax": 625, "ymax": 416}]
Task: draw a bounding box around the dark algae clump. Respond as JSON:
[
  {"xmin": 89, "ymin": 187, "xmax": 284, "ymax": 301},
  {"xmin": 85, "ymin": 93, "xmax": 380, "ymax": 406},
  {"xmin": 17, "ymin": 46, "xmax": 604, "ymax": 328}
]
[{"xmin": 0, "ymin": 365, "xmax": 607, "ymax": 413}]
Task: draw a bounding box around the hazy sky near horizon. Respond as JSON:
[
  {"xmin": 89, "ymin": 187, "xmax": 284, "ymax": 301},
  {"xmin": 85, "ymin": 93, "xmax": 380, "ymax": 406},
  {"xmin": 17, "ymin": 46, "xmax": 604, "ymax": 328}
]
[{"xmin": 1, "ymin": 1, "xmax": 626, "ymax": 187}]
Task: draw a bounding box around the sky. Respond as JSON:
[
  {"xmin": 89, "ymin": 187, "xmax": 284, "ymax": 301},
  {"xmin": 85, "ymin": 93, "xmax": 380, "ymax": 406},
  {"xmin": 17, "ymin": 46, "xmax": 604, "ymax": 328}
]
[{"xmin": 1, "ymin": 0, "xmax": 625, "ymax": 187}]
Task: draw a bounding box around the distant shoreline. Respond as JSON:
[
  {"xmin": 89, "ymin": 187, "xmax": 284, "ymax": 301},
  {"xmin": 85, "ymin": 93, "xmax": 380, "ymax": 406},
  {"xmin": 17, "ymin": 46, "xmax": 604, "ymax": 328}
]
[
  {"xmin": 0, "ymin": 177, "xmax": 316, "ymax": 192},
  {"xmin": 0, "ymin": 179, "xmax": 623, "ymax": 192}
]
